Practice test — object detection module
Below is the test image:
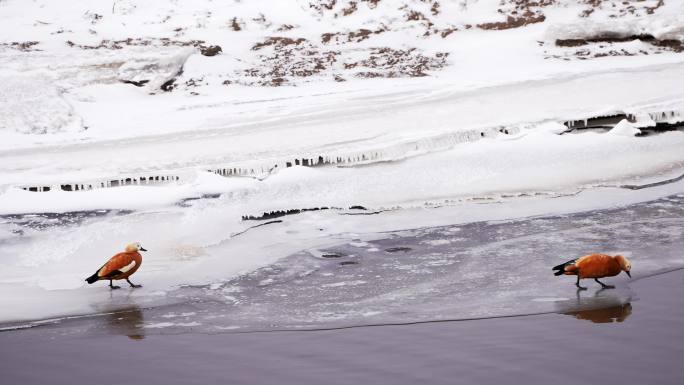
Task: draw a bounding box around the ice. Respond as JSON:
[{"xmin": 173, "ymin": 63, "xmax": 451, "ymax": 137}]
[
  {"xmin": 608, "ymin": 119, "xmax": 641, "ymax": 137},
  {"xmin": 1, "ymin": 176, "xmax": 684, "ymax": 327},
  {"xmin": 4, "ymin": 191, "xmax": 682, "ymax": 333},
  {"xmin": 117, "ymin": 48, "xmax": 195, "ymax": 92}
]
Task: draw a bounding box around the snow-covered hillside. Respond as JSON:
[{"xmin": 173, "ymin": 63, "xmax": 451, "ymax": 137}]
[{"xmin": 1, "ymin": 1, "xmax": 684, "ymax": 326}]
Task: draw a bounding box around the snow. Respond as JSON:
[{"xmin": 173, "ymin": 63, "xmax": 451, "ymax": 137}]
[
  {"xmin": 0, "ymin": 75, "xmax": 83, "ymax": 135},
  {"xmin": 608, "ymin": 119, "xmax": 641, "ymax": 137},
  {"xmin": 117, "ymin": 47, "xmax": 195, "ymax": 92},
  {"xmin": 0, "ymin": 0, "xmax": 684, "ymax": 327}
]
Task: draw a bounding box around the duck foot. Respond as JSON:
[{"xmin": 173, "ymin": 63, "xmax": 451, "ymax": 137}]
[
  {"xmin": 595, "ymin": 279, "xmax": 614, "ymax": 289},
  {"xmin": 109, "ymin": 280, "xmax": 121, "ymax": 290},
  {"xmin": 576, "ymin": 276, "xmax": 587, "ymax": 290},
  {"xmin": 127, "ymin": 279, "xmax": 142, "ymax": 288}
]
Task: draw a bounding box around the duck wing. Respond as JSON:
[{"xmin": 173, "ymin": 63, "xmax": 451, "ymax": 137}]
[
  {"xmin": 98, "ymin": 252, "xmax": 137, "ymax": 278},
  {"xmin": 552, "ymin": 259, "xmax": 578, "ymax": 276}
]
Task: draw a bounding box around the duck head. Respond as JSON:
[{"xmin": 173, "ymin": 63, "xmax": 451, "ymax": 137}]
[
  {"xmin": 615, "ymin": 255, "xmax": 631, "ymax": 278},
  {"xmin": 125, "ymin": 242, "xmax": 148, "ymax": 253}
]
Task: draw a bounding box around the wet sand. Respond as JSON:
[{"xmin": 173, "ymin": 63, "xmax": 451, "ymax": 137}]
[{"xmin": 1, "ymin": 269, "xmax": 683, "ymax": 385}]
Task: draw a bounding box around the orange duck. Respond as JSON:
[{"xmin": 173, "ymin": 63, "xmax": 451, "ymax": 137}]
[
  {"xmin": 85, "ymin": 242, "xmax": 147, "ymax": 289},
  {"xmin": 552, "ymin": 253, "xmax": 631, "ymax": 290}
]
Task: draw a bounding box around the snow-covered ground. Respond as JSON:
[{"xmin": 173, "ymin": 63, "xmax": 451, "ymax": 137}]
[{"xmin": 1, "ymin": 0, "xmax": 683, "ymax": 327}]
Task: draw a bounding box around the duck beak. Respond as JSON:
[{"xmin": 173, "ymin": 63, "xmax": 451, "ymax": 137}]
[
  {"xmin": 140, "ymin": 247, "xmax": 148, "ymax": 252},
  {"xmin": 626, "ymin": 271, "xmax": 631, "ymax": 278}
]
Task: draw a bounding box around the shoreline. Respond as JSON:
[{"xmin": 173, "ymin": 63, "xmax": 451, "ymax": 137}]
[{"xmin": 1, "ymin": 268, "xmax": 683, "ymax": 384}]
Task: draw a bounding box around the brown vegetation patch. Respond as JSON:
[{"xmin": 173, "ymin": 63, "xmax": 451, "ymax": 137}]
[
  {"xmin": 478, "ymin": 13, "xmax": 545, "ymax": 30},
  {"xmin": 200, "ymin": 45, "xmax": 222, "ymax": 56},
  {"xmin": 277, "ymin": 24, "xmax": 296, "ymax": 31},
  {"xmin": 346, "ymin": 48, "xmax": 449, "ymax": 78},
  {"xmin": 307, "ymin": 0, "xmax": 382, "ymax": 16},
  {"xmin": 478, "ymin": 0, "xmax": 553, "ymax": 30},
  {"xmin": 230, "ymin": 17, "xmax": 243, "ymax": 31},
  {"xmin": 439, "ymin": 27, "xmax": 457, "ymax": 38},
  {"xmin": 65, "ymin": 37, "xmax": 222, "ymax": 56},
  {"xmin": 67, "ymin": 37, "xmax": 200, "ymax": 50},
  {"xmin": 243, "ymin": 38, "xmax": 341, "ymax": 86},
  {"xmin": 580, "ymin": 0, "xmax": 665, "ymax": 18},
  {"xmin": 430, "ymin": 2, "xmax": 440, "ymax": 16},
  {"xmin": 232, "ymin": 42, "xmax": 447, "ymax": 86},
  {"xmin": 321, "ymin": 27, "xmax": 386, "ymax": 44},
  {"xmin": 2, "ymin": 41, "xmax": 41, "ymax": 52},
  {"xmin": 252, "ymin": 37, "xmax": 307, "ymax": 51},
  {"xmin": 342, "ymin": 1, "xmax": 358, "ymax": 15},
  {"xmin": 308, "ymin": 0, "xmax": 338, "ymax": 12}
]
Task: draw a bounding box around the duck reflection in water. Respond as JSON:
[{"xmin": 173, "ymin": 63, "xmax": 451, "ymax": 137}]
[
  {"xmin": 556, "ymin": 289, "xmax": 633, "ymax": 324},
  {"xmin": 564, "ymin": 302, "xmax": 632, "ymax": 323},
  {"xmin": 104, "ymin": 306, "xmax": 146, "ymax": 340}
]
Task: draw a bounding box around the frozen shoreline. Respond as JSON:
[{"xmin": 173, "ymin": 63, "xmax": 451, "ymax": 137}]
[{"xmin": 1, "ymin": 182, "xmax": 683, "ymax": 330}]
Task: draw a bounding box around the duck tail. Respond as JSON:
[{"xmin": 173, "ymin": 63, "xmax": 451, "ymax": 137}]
[
  {"xmin": 552, "ymin": 259, "xmax": 575, "ymax": 276},
  {"xmin": 85, "ymin": 272, "xmax": 100, "ymax": 284}
]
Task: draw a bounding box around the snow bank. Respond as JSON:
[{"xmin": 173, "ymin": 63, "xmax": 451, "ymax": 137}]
[
  {"xmin": 545, "ymin": 14, "xmax": 684, "ymax": 43},
  {"xmin": 608, "ymin": 119, "xmax": 641, "ymax": 136},
  {"xmin": 1, "ymin": 128, "xmax": 683, "ymax": 215},
  {"xmin": 117, "ymin": 48, "xmax": 196, "ymax": 92},
  {"xmin": 0, "ymin": 75, "xmax": 83, "ymax": 135}
]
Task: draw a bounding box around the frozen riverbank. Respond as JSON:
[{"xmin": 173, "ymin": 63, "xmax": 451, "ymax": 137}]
[{"xmin": 1, "ymin": 180, "xmax": 683, "ymax": 331}]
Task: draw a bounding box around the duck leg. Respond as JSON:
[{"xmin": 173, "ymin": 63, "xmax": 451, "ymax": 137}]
[
  {"xmin": 594, "ymin": 278, "xmax": 615, "ymax": 289},
  {"xmin": 109, "ymin": 280, "xmax": 121, "ymax": 290},
  {"xmin": 126, "ymin": 279, "xmax": 142, "ymax": 288},
  {"xmin": 575, "ymin": 275, "xmax": 587, "ymax": 290}
]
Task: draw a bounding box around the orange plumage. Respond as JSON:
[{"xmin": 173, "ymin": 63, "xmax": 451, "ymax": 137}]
[
  {"xmin": 553, "ymin": 253, "xmax": 632, "ymax": 290},
  {"xmin": 85, "ymin": 242, "xmax": 147, "ymax": 289},
  {"xmin": 98, "ymin": 251, "xmax": 142, "ymax": 280}
]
